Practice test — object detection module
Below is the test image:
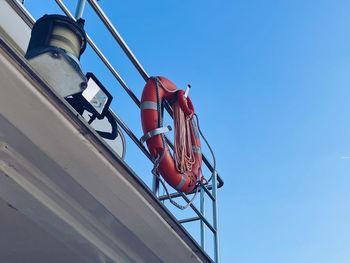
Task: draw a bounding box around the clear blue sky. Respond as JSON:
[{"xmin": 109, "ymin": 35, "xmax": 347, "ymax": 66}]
[{"xmin": 26, "ymin": 1, "xmax": 350, "ymax": 262}]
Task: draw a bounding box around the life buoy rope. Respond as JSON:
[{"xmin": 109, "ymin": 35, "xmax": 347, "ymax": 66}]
[
  {"xmin": 140, "ymin": 76, "xmax": 203, "ymax": 194},
  {"xmin": 173, "ymin": 99, "xmax": 196, "ymax": 173}
]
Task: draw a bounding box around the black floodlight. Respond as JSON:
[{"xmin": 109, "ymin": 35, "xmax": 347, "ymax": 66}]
[
  {"xmin": 82, "ymin": 73, "xmax": 113, "ymax": 119},
  {"xmin": 65, "ymin": 73, "xmax": 118, "ymax": 140}
]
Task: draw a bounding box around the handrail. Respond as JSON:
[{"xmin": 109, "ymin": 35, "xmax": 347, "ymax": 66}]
[
  {"xmin": 159, "ymin": 184, "xmax": 215, "ymax": 202},
  {"xmin": 54, "ymin": 0, "xmax": 223, "ymax": 189},
  {"xmin": 54, "ymin": 0, "xmax": 142, "ymax": 108},
  {"xmin": 13, "ymin": 0, "xmax": 221, "ymax": 261},
  {"xmin": 55, "ymin": 0, "xmax": 221, "ymax": 194},
  {"xmin": 87, "ymin": 0, "xmax": 149, "ymax": 81},
  {"xmin": 87, "ymin": 0, "xmax": 224, "ymax": 189},
  {"xmin": 50, "ymin": 1, "xmax": 222, "ymax": 262}
]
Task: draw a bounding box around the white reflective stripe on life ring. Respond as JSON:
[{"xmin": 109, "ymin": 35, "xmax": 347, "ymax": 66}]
[{"xmin": 140, "ymin": 101, "xmax": 158, "ymax": 111}]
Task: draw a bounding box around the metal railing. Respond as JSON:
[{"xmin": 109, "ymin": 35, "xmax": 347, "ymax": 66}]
[{"xmin": 22, "ymin": 0, "xmax": 224, "ymax": 261}]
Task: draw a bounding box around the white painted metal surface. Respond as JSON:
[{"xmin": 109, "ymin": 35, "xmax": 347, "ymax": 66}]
[
  {"xmin": 0, "ymin": 197, "xmax": 86, "ymax": 263},
  {"xmin": 82, "ymin": 111, "xmax": 126, "ymax": 159},
  {"xmin": 27, "ymin": 52, "xmax": 86, "ymax": 97},
  {"xmin": 0, "ymin": 0, "xmax": 31, "ymax": 54}
]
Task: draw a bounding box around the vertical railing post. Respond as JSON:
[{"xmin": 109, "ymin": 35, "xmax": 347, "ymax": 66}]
[
  {"xmin": 75, "ymin": 0, "xmax": 87, "ymax": 19},
  {"xmin": 212, "ymin": 171, "xmax": 220, "ymax": 263},
  {"xmin": 200, "ymin": 187, "xmax": 206, "ymax": 249},
  {"xmin": 152, "ymin": 176, "xmax": 159, "ymax": 197}
]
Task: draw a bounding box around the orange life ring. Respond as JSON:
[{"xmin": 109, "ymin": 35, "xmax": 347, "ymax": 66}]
[{"xmin": 140, "ymin": 77, "xmax": 202, "ymax": 193}]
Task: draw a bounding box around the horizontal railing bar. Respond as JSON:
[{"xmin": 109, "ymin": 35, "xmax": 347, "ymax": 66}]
[
  {"xmin": 179, "ymin": 217, "xmax": 200, "ymax": 224},
  {"xmin": 87, "ymin": 0, "xmax": 149, "ymax": 81},
  {"xmin": 179, "ymin": 193, "xmax": 216, "ymax": 234},
  {"xmin": 203, "ymin": 158, "xmax": 224, "ymax": 188},
  {"xmin": 202, "ymin": 184, "xmax": 215, "ymax": 200},
  {"xmin": 85, "ymin": 35, "xmax": 141, "ymax": 107},
  {"xmin": 54, "ymin": 0, "xmax": 141, "ymax": 109},
  {"xmin": 158, "ymin": 184, "xmax": 215, "ymax": 202},
  {"xmin": 109, "ymin": 110, "xmax": 154, "ymax": 162},
  {"xmin": 157, "ymin": 192, "xmax": 184, "ymax": 201}
]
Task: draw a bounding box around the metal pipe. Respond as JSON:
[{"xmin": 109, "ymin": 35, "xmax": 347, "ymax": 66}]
[
  {"xmin": 12, "ymin": 0, "xmax": 35, "ymax": 23},
  {"xmin": 152, "ymin": 176, "xmax": 159, "ymax": 196},
  {"xmin": 203, "ymin": 159, "xmax": 224, "ymax": 188},
  {"xmin": 109, "ymin": 111, "xmax": 153, "ymax": 162},
  {"xmin": 202, "ymin": 184, "xmax": 215, "ymax": 201},
  {"xmin": 200, "ymin": 187, "xmax": 205, "ymax": 249},
  {"xmin": 180, "ymin": 193, "xmax": 216, "ymax": 234},
  {"xmin": 75, "ymin": 0, "xmax": 87, "ymax": 19},
  {"xmin": 54, "ymin": 0, "xmax": 141, "ymax": 108},
  {"xmin": 87, "ymin": 0, "xmax": 149, "ymax": 81},
  {"xmin": 85, "ymin": 34, "xmax": 142, "ymax": 107},
  {"xmin": 179, "ymin": 217, "xmax": 200, "ymax": 224},
  {"xmin": 158, "ymin": 184, "xmax": 214, "ymax": 202},
  {"xmin": 212, "ymin": 170, "xmax": 220, "ymax": 263},
  {"xmin": 184, "ymin": 84, "xmax": 191, "ymax": 99}
]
